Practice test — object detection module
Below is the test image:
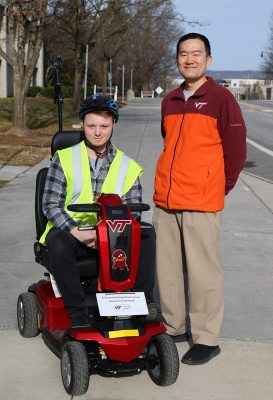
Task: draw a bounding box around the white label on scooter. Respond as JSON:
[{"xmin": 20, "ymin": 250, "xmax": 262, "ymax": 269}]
[{"xmin": 96, "ymin": 292, "xmax": 148, "ymax": 316}]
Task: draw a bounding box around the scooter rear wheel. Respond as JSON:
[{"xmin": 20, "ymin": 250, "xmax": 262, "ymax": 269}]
[
  {"xmin": 147, "ymin": 333, "xmax": 179, "ymax": 386},
  {"xmin": 17, "ymin": 292, "xmax": 39, "ymax": 338},
  {"xmin": 61, "ymin": 341, "xmax": 89, "ymax": 396}
]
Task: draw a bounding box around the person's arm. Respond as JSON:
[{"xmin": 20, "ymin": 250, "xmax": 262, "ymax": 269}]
[
  {"xmin": 70, "ymin": 226, "xmax": 97, "ymax": 248},
  {"xmin": 161, "ymin": 96, "xmax": 167, "ymax": 139},
  {"xmin": 218, "ymin": 92, "xmax": 247, "ymax": 194},
  {"xmin": 42, "ymin": 154, "xmax": 77, "ymax": 232}
]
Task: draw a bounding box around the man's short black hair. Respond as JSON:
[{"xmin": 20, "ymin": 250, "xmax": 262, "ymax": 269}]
[{"xmin": 176, "ymin": 32, "xmax": 211, "ymax": 57}]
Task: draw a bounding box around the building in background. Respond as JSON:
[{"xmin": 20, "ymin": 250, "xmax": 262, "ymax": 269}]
[
  {"xmin": 169, "ymin": 70, "xmax": 273, "ymax": 100},
  {"xmin": 0, "ymin": 3, "xmax": 44, "ymax": 98},
  {"xmin": 217, "ymin": 78, "xmax": 273, "ymax": 100}
]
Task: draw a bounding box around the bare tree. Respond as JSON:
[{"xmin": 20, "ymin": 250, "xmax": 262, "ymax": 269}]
[
  {"xmin": 47, "ymin": 0, "xmax": 101, "ymax": 114},
  {"xmin": 0, "ymin": 1, "xmax": 51, "ymax": 129},
  {"xmin": 261, "ymin": 11, "xmax": 273, "ymax": 79},
  {"xmin": 89, "ymin": 0, "xmax": 134, "ymax": 92},
  {"xmin": 109, "ymin": 0, "xmax": 184, "ymax": 95},
  {"xmin": 46, "ymin": 0, "xmax": 183, "ymax": 112},
  {"xmin": 46, "ymin": 0, "xmax": 128, "ymax": 114},
  {"xmin": 84, "ymin": 0, "xmax": 186, "ymax": 96}
]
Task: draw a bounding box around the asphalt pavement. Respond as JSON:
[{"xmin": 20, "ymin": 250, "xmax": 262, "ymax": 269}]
[{"xmin": 0, "ymin": 98, "xmax": 273, "ymax": 400}]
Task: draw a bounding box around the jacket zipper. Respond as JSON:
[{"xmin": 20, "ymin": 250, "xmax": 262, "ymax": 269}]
[{"xmin": 166, "ymin": 102, "xmax": 186, "ymax": 208}]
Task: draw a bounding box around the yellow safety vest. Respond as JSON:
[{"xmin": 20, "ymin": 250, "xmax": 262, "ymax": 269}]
[{"xmin": 39, "ymin": 141, "xmax": 143, "ymax": 244}]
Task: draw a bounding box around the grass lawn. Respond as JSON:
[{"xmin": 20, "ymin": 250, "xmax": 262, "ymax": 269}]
[{"xmin": 0, "ymin": 97, "xmax": 82, "ymax": 167}]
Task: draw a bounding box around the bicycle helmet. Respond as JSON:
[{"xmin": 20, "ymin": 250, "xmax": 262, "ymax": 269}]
[{"xmin": 79, "ymin": 94, "xmax": 119, "ymax": 122}]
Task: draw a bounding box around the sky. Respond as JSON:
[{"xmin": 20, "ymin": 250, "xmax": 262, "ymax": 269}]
[{"xmin": 174, "ymin": 0, "xmax": 273, "ymax": 71}]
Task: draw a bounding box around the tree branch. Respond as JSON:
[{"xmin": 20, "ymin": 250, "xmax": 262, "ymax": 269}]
[{"xmin": 0, "ymin": 46, "xmax": 14, "ymax": 67}]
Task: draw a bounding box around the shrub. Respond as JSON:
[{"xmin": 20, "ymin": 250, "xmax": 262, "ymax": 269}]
[
  {"xmin": 27, "ymin": 86, "xmax": 43, "ymax": 97},
  {"xmin": 42, "ymin": 86, "xmax": 55, "ymax": 98}
]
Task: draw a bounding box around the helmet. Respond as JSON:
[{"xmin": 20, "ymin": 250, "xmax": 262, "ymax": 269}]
[{"xmin": 79, "ymin": 94, "xmax": 119, "ymax": 122}]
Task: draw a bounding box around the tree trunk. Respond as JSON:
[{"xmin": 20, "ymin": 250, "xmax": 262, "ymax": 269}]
[{"xmin": 13, "ymin": 73, "xmax": 28, "ymax": 129}]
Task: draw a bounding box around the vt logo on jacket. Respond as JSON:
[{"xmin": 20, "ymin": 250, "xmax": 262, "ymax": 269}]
[{"xmin": 195, "ymin": 102, "xmax": 207, "ymax": 109}]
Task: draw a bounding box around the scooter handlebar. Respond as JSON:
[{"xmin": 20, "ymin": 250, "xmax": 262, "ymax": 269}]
[{"xmin": 67, "ymin": 203, "xmax": 150, "ymax": 213}]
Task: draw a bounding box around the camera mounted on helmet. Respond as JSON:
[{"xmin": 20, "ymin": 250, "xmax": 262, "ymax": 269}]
[{"xmin": 79, "ymin": 94, "xmax": 119, "ymax": 122}]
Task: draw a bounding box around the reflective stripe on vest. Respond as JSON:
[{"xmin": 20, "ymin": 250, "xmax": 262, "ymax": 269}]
[
  {"xmin": 71, "ymin": 143, "xmax": 83, "ymax": 205},
  {"xmin": 114, "ymin": 154, "xmax": 130, "ymax": 196}
]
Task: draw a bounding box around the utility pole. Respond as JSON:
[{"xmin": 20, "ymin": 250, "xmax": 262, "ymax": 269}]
[
  {"xmin": 84, "ymin": 44, "xmax": 89, "ymax": 99},
  {"xmin": 109, "ymin": 58, "xmax": 113, "ymax": 97}
]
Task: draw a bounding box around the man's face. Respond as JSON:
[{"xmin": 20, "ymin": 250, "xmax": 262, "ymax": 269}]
[
  {"xmin": 177, "ymin": 38, "xmax": 212, "ymax": 85},
  {"xmin": 83, "ymin": 112, "xmax": 114, "ymax": 152}
]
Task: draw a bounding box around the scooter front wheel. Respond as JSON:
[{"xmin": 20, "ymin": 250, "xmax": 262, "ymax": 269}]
[
  {"xmin": 61, "ymin": 341, "xmax": 89, "ymax": 396},
  {"xmin": 147, "ymin": 333, "xmax": 180, "ymax": 386}
]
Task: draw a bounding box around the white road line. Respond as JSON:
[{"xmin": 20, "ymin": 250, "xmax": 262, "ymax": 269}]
[{"xmin": 246, "ymin": 138, "xmax": 273, "ymax": 157}]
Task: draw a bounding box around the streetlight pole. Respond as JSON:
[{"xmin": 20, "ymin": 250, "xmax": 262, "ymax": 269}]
[
  {"xmin": 122, "ymin": 64, "xmax": 125, "ymax": 102},
  {"xmin": 130, "ymin": 68, "xmax": 133, "ymax": 90}
]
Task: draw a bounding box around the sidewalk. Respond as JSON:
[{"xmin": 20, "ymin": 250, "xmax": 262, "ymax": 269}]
[
  {"xmin": 0, "ymin": 164, "xmax": 31, "ymax": 182},
  {"xmin": 0, "ymin": 99, "xmax": 273, "ymax": 399}
]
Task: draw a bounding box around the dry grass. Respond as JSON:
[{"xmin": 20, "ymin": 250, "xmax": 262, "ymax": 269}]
[
  {"xmin": 0, "ymin": 97, "xmax": 123, "ymax": 168},
  {"xmin": 0, "ymin": 98, "xmax": 81, "ymax": 166}
]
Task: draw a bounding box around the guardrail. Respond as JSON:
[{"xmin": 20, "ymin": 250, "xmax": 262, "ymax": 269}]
[{"xmin": 141, "ymin": 90, "xmax": 154, "ymax": 98}]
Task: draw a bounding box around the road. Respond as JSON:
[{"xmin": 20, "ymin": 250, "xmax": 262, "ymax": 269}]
[{"xmin": 241, "ymin": 100, "xmax": 273, "ymax": 182}]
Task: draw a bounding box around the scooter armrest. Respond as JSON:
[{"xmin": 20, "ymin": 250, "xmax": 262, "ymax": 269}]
[
  {"xmin": 127, "ymin": 203, "xmax": 150, "ymax": 212},
  {"xmin": 67, "ymin": 203, "xmax": 101, "ymax": 212},
  {"xmin": 67, "ymin": 203, "xmax": 150, "ymax": 213}
]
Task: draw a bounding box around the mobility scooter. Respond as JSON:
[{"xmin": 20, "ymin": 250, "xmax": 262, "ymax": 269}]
[{"xmin": 16, "ymin": 59, "xmax": 179, "ymax": 397}]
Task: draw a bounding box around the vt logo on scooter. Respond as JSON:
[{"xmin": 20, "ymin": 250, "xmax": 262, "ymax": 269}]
[{"xmin": 106, "ymin": 220, "xmax": 132, "ymax": 233}]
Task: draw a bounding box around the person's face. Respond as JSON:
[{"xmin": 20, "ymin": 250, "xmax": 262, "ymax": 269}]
[
  {"xmin": 83, "ymin": 112, "xmax": 114, "ymax": 152},
  {"xmin": 177, "ymin": 38, "xmax": 212, "ymax": 86}
]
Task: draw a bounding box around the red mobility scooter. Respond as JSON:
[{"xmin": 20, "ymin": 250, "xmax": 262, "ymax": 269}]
[{"xmin": 16, "ymin": 129, "xmax": 180, "ymax": 396}]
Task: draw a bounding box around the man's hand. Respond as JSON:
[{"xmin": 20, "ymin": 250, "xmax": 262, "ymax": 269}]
[{"xmin": 70, "ymin": 227, "xmax": 97, "ymax": 249}]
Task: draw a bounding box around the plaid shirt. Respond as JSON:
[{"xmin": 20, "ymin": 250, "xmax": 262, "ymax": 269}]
[{"xmin": 42, "ymin": 142, "xmax": 142, "ymax": 232}]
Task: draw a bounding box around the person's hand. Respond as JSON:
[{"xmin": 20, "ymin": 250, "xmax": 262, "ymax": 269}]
[{"xmin": 70, "ymin": 227, "xmax": 97, "ymax": 249}]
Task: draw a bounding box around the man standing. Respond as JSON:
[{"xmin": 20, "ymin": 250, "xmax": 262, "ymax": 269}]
[{"xmin": 153, "ymin": 33, "xmax": 246, "ymax": 365}]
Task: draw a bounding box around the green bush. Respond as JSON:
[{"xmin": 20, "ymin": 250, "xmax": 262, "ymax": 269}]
[
  {"xmin": 62, "ymin": 86, "xmax": 74, "ymax": 98},
  {"xmin": 27, "ymin": 85, "xmax": 75, "ymax": 98},
  {"xmin": 27, "ymin": 86, "xmax": 43, "ymax": 97},
  {"xmin": 26, "ymin": 85, "xmax": 98, "ymax": 99},
  {"xmin": 43, "ymin": 86, "xmax": 74, "ymax": 98},
  {"xmin": 42, "ymin": 86, "xmax": 55, "ymax": 98}
]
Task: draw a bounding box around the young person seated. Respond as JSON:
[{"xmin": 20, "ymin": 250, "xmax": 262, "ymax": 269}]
[{"xmin": 40, "ymin": 94, "xmax": 158, "ymax": 328}]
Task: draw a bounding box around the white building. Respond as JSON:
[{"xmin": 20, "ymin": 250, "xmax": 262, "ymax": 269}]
[
  {"xmin": 0, "ymin": 4, "xmax": 44, "ymax": 98},
  {"xmin": 218, "ymin": 78, "xmax": 273, "ymax": 100}
]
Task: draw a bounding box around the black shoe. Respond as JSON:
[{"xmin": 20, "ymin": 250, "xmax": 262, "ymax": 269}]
[
  {"xmin": 181, "ymin": 344, "xmax": 221, "ymax": 365},
  {"xmin": 71, "ymin": 312, "xmax": 93, "ymax": 329},
  {"xmin": 169, "ymin": 332, "xmax": 192, "ymax": 343}
]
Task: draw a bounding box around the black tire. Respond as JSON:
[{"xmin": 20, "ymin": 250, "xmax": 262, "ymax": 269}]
[
  {"xmin": 61, "ymin": 341, "xmax": 89, "ymax": 396},
  {"xmin": 147, "ymin": 333, "xmax": 180, "ymax": 386},
  {"xmin": 17, "ymin": 292, "xmax": 40, "ymax": 338}
]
